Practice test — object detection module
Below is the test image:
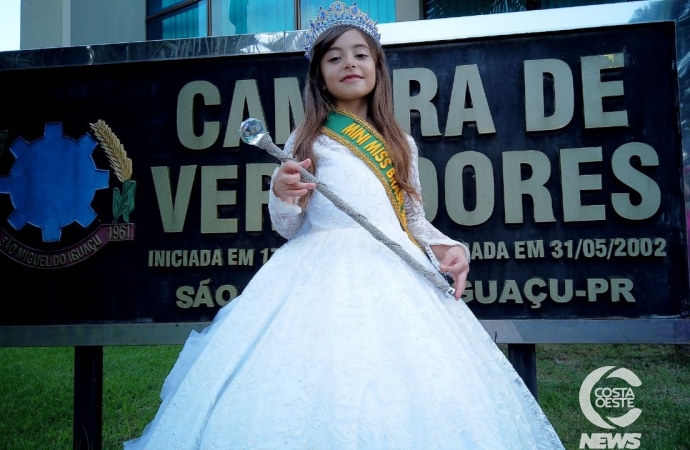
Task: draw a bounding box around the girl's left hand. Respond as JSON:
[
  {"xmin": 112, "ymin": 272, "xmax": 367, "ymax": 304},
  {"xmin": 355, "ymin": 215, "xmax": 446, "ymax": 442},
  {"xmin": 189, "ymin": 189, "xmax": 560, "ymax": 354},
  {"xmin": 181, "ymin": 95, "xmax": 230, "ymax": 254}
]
[{"xmin": 439, "ymin": 246, "xmax": 470, "ymax": 301}]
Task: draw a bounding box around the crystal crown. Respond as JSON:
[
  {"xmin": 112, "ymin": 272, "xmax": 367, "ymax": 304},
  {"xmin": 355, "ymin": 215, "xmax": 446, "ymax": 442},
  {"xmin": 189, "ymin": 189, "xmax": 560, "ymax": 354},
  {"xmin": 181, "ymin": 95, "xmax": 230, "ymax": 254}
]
[{"xmin": 303, "ymin": 1, "xmax": 380, "ymax": 60}]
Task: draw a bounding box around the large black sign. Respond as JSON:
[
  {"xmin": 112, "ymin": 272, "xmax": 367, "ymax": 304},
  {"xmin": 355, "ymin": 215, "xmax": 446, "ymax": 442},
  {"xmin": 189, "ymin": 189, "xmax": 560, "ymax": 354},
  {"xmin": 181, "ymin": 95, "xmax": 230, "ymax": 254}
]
[{"xmin": 0, "ymin": 22, "xmax": 685, "ymax": 326}]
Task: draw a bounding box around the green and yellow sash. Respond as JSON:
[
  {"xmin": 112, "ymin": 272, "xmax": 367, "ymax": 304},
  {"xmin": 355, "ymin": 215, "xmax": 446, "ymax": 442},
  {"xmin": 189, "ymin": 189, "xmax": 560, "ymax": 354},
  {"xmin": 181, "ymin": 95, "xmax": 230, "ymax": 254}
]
[{"xmin": 322, "ymin": 108, "xmax": 419, "ymax": 247}]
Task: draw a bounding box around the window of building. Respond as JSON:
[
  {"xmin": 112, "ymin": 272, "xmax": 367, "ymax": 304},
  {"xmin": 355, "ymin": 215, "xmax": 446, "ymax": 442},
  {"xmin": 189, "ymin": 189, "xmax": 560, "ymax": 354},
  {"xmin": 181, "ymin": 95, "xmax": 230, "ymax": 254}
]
[
  {"xmin": 147, "ymin": 0, "xmax": 208, "ymax": 40},
  {"xmin": 146, "ymin": 0, "xmax": 395, "ymax": 40},
  {"xmin": 299, "ymin": 0, "xmax": 395, "ymax": 32},
  {"xmin": 425, "ymin": 0, "xmax": 623, "ymax": 19}
]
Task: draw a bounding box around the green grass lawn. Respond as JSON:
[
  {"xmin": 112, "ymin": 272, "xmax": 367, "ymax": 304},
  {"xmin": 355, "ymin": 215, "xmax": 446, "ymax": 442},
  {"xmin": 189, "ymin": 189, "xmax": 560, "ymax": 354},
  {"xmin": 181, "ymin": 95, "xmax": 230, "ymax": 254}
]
[{"xmin": 0, "ymin": 344, "xmax": 688, "ymax": 449}]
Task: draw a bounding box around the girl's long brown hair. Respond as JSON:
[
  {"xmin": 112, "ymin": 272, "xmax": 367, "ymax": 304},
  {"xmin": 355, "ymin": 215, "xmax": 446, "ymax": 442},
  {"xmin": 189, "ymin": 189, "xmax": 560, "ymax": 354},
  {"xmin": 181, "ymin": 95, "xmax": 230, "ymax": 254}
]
[{"xmin": 292, "ymin": 25, "xmax": 420, "ymax": 204}]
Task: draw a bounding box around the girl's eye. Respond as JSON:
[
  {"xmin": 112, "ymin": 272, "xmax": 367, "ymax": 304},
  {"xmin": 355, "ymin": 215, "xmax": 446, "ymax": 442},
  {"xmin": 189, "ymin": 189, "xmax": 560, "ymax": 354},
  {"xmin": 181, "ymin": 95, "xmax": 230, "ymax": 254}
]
[
  {"xmin": 328, "ymin": 56, "xmax": 341, "ymax": 62},
  {"xmin": 356, "ymin": 53, "xmax": 368, "ymax": 59}
]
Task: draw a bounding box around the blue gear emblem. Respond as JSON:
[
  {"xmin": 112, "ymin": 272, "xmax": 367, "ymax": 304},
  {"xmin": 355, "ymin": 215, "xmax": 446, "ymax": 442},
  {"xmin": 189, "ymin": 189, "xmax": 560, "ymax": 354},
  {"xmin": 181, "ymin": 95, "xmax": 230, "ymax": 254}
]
[{"xmin": 0, "ymin": 123, "xmax": 110, "ymax": 242}]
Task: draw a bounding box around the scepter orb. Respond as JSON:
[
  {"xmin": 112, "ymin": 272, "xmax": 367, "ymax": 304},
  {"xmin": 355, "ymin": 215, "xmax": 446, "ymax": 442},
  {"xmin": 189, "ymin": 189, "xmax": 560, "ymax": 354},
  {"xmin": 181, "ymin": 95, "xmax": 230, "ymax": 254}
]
[{"xmin": 239, "ymin": 118, "xmax": 267, "ymax": 146}]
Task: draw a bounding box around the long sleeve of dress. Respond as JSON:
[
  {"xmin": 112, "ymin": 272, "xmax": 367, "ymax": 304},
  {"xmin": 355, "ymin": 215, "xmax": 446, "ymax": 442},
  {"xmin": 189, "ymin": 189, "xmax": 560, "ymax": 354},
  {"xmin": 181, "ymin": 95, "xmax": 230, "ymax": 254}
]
[
  {"xmin": 404, "ymin": 136, "xmax": 471, "ymax": 271},
  {"xmin": 268, "ymin": 133, "xmax": 306, "ymax": 240}
]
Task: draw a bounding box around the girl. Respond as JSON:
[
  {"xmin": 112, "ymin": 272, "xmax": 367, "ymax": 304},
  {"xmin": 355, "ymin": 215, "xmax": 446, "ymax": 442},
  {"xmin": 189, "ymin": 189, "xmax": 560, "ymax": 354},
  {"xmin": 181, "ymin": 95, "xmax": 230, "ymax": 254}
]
[{"xmin": 125, "ymin": 2, "xmax": 564, "ymax": 448}]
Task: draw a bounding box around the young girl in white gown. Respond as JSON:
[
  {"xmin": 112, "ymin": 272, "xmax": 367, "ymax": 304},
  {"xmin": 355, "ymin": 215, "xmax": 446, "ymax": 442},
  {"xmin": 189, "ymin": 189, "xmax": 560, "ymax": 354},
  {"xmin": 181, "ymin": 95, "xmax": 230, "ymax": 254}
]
[{"xmin": 124, "ymin": 2, "xmax": 565, "ymax": 448}]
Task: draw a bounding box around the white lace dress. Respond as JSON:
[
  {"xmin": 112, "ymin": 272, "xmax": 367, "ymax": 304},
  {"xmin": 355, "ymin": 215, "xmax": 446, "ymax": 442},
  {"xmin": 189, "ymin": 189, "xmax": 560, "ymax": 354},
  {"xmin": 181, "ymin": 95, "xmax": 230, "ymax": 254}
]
[{"xmin": 124, "ymin": 133, "xmax": 564, "ymax": 449}]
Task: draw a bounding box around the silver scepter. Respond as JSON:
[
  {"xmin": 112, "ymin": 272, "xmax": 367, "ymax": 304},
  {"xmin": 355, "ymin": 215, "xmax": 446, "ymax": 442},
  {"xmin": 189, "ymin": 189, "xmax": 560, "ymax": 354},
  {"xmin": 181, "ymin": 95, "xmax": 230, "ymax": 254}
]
[{"xmin": 239, "ymin": 118, "xmax": 456, "ymax": 298}]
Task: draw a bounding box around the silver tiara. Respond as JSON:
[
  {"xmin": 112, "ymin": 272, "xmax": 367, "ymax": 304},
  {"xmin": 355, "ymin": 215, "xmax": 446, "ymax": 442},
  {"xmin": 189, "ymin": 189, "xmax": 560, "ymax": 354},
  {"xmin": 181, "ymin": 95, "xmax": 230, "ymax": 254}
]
[{"xmin": 303, "ymin": 1, "xmax": 381, "ymax": 60}]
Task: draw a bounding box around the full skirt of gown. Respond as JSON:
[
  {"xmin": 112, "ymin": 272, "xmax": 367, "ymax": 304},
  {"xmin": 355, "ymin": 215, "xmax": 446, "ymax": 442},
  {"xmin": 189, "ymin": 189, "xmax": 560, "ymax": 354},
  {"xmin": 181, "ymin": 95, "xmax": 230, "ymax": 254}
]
[{"xmin": 124, "ymin": 139, "xmax": 564, "ymax": 449}]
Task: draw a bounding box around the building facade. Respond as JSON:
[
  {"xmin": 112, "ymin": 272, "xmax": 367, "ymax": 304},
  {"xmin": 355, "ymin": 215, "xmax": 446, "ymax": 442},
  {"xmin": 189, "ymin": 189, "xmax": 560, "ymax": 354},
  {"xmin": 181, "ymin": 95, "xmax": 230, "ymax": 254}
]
[{"xmin": 20, "ymin": 0, "xmax": 641, "ymax": 50}]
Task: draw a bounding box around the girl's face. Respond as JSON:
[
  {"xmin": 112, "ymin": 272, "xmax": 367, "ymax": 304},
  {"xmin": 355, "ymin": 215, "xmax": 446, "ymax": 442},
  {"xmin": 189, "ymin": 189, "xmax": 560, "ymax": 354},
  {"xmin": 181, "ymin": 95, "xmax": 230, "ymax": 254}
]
[{"xmin": 320, "ymin": 28, "xmax": 376, "ymax": 114}]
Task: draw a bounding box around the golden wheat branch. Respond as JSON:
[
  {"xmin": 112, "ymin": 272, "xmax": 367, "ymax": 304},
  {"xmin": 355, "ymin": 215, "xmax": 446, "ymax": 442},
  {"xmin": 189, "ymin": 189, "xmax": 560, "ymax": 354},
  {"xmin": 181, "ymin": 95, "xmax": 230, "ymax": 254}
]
[{"xmin": 89, "ymin": 119, "xmax": 132, "ymax": 182}]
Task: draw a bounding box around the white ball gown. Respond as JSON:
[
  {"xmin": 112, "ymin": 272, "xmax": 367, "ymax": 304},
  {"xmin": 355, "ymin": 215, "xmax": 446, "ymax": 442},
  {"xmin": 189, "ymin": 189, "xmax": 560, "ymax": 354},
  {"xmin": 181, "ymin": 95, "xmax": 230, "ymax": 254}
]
[{"xmin": 124, "ymin": 133, "xmax": 565, "ymax": 449}]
